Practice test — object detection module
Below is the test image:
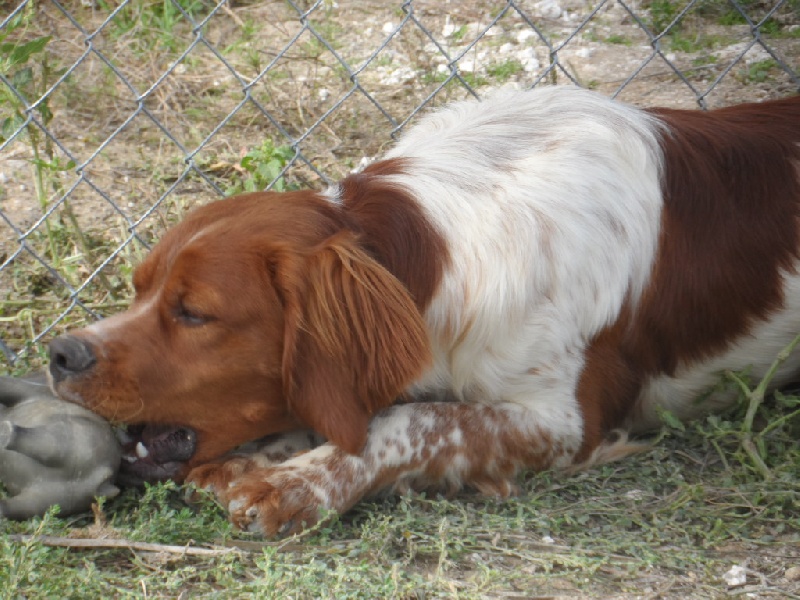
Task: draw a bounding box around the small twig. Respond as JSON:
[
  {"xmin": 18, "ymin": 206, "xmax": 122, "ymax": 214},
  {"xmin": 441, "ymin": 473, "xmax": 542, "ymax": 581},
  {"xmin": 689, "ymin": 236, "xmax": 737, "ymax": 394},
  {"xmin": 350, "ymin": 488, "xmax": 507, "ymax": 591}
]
[
  {"xmin": 724, "ymin": 370, "xmax": 753, "ymax": 399},
  {"xmin": 759, "ymin": 407, "xmax": 800, "ymax": 439},
  {"xmin": 473, "ymin": 532, "xmax": 637, "ymax": 563},
  {"xmin": 220, "ymin": 2, "xmax": 244, "ymax": 27},
  {"xmin": 8, "ymin": 535, "xmax": 239, "ymax": 557},
  {"xmin": 708, "ymin": 437, "xmax": 731, "ymax": 471},
  {"xmin": 744, "ymin": 332, "xmax": 800, "ymax": 434},
  {"xmin": 742, "ymin": 437, "xmax": 771, "ymax": 479},
  {"xmin": 728, "ymin": 587, "xmax": 800, "ymax": 599},
  {"xmin": 218, "ymin": 538, "xmax": 308, "ymax": 553},
  {"xmin": 726, "ymin": 333, "xmax": 800, "ymax": 479}
]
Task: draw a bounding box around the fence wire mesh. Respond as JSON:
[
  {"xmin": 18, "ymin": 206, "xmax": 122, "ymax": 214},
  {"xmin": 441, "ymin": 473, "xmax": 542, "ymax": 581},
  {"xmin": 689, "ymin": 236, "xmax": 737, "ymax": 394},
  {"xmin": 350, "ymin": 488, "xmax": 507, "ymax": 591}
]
[{"xmin": 0, "ymin": 0, "xmax": 798, "ymax": 369}]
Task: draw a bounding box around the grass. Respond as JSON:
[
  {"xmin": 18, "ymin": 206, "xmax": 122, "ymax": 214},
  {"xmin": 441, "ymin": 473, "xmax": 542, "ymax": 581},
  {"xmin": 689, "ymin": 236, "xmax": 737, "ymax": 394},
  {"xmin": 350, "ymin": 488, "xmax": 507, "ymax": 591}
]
[
  {"xmin": 3, "ymin": 316, "xmax": 797, "ymax": 596},
  {"xmin": 643, "ymin": 0, "xmax": 798, "ymax": 52},
  {"xmin": 668, "ymin": 31, "xmax": 732, "ymax": 53},
  {"xmin": 737, "ymin": 59, "xmax": 782, "ymax": 84},
  {"xmin": 96, "ymin": 0, "xmax": 213, "ymax": 54},
  {"xmin": 606, "ymin": 34, "xmax": 633, "ymax": 46},
  {"xmin": 1, "ymin": 389, "xmax": 798, "ymax": 597},
  {"xmin": 486, "ymin": 59, "xmax": 524, "ymax": 81}
]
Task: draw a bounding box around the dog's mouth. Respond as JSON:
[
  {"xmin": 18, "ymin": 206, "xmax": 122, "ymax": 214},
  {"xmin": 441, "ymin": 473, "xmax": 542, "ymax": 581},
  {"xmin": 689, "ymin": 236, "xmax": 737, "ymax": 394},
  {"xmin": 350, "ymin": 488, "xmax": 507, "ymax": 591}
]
[{"xmin": 116, "ymin": 424, "xmax": 197, "ymax": 486}]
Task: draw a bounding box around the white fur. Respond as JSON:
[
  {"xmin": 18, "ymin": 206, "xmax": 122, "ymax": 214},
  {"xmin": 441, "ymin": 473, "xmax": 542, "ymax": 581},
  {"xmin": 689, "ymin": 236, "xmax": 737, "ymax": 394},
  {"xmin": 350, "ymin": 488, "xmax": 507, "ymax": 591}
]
[
  {"xmin": 636, "ymin": 268, "xmax": 800, "ymax": 429},
  {"xmin": 385, "ymin": 86, "xmax": 666, "ymax": 461},
  {"xmin": 86, "ymin": 295, "xmax": 157, "ymax": 346}
]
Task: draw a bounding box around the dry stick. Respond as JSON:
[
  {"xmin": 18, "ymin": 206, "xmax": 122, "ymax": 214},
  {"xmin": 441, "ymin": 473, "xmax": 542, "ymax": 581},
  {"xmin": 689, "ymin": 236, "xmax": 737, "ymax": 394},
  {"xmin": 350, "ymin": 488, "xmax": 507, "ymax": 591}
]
[
  {"xmin": 726, "ymin": 332, "xmax": 800, "ymax": 479},
  {"xmin": 9, "ymin": 533, "xmax": 314, "ymax": 555},
  {"xmin": 743, "ymin": 332, "xmax": 800, "ymax": 431},
  {"xmin": 8, "ymin": 508, "xmax": 343, "ymax": 557},
  {"xmin": 7, "ymin": 534, "xmax": 240, "ymax": 556},
  {"xmin": 220, "ymin": 3, "xmax": 245, "ymax": 27},
  {"xmin": 728, "ymin": 587, "xmax": 800, "ymax": 600}
]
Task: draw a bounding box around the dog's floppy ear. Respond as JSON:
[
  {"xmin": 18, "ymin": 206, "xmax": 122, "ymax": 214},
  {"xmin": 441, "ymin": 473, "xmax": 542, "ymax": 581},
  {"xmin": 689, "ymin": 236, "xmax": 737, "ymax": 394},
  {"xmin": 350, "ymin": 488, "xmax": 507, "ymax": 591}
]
[{"xmin": 275, "ymin": 231, "xmax": 431, "ymax": 454}]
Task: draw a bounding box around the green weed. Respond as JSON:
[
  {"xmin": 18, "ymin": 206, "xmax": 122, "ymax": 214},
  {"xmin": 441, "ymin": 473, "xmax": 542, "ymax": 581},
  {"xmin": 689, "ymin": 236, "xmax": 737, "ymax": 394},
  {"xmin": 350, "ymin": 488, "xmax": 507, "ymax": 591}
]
[
  {"xmin": 299, "ymin": 19, "xmax": 344, "ymax": 57},
  {"xmin": 739, "ymin": 58, "xmax": 780, "ymax": 83},
  {"xmin": 668, "ymin": 31, "xmax": 729, "ymax": 53},
  {"xmin": 486, "ymin": 59, "xmax": 524, "ymax": 82},
  {"xmin": 0, "ymin": 8, "xmax": 118, "ymax": 300},
  {"xmin": 424, "ymin": 66, "xmax": 490, "ymax": 89},
  {"xmin": 647, "ymin": 0, "xmax": 681, "ymax": 34},
  {"xmin": 692, "ymin": 53, "xmax": 718, "ymax": 66},
  {"xmin": 450, "ymin": 24, "xmax": 469, "ymax": 42},
  {"xmin": 606, "ymin": 34, "xmax": 633, "ymax": 45},
  {"xmin": 96, "ymin": 0, "xmax": 211, "ymax": 54},
  {"xmin": 224, "ymin": 139, "xmax": 296, "ymax": 195}
]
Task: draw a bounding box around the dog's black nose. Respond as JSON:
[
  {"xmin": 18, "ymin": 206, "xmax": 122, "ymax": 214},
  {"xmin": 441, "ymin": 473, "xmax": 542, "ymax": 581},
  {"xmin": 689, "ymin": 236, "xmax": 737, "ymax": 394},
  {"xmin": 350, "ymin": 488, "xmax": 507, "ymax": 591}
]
[{"xmin": 49, "ymin": 335, "xmax": 96, "ymax": 383}]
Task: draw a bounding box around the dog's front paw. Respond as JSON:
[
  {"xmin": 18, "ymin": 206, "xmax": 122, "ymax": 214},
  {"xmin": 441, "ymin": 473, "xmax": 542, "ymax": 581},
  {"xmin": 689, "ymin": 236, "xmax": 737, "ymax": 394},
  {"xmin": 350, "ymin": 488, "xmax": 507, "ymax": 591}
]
[
  {"xmin": 187, "ymin": 445, "xmax": 358, "ymax": 537},
  {"xmin": 185, "ymin": 455, "xmax": 264, "ymax": 501},
  {"xmin": 224, "ymin": 469, "xmax": 330, "ymax": 537}
]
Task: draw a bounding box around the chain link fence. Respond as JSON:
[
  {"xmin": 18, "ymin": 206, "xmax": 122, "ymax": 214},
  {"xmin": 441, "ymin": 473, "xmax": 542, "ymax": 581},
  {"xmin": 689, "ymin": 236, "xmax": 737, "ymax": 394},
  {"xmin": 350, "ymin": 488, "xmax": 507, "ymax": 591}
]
[{"xmin": 0, "ymin": 0, "xmax": 798, "ymax": 369}]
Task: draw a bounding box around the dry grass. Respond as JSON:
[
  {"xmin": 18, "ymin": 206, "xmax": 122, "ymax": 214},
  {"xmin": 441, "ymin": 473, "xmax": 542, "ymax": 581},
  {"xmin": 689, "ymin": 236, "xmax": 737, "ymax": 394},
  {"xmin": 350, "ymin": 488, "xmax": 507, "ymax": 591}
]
[{"xmin": 1, "ymin": 387, "xmax": 798, "ymax": 598}]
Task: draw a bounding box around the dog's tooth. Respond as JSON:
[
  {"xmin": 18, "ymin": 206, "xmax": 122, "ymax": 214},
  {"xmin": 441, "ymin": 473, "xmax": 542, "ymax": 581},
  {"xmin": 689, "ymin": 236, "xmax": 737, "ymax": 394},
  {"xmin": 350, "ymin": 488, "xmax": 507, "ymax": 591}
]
[
  {"xmin": 135, "ymin": 441, "xmax": 149, "ymax": 458},
  {"xmin": 123, "ymin": 455, "xmax": 137, "ymax": 463}
]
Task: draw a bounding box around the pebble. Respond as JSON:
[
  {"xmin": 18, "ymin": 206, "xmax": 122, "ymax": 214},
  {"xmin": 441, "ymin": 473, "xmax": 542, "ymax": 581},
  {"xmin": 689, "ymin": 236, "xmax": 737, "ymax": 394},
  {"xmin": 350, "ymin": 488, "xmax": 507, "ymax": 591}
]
[
  {"xmin": 534, "ymin": 0, "xmax": 563, "ymax": 20},
  {"xmin": 722, "ymin": 565, "xmax": 747, "ymax": 587}
]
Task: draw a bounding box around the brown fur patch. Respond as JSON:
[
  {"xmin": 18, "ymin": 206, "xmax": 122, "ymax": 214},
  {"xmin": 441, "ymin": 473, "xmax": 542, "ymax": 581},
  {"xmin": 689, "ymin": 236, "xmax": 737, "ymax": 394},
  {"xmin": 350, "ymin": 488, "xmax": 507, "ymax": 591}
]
[
  {"xmin": 576, "ymin": 95, "xmax": 800, "ymax": 458},
  {"xmin": 341, "ymin": 157, "xmax": 450, "ymax": 311}
]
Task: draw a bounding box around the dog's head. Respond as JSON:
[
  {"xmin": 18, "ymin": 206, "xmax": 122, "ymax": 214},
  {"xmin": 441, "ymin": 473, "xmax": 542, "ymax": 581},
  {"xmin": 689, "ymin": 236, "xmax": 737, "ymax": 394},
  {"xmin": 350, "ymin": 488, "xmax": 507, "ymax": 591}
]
[{"xmin": 48, "ymin": 192, "xmax": 431, "ymax": 479}]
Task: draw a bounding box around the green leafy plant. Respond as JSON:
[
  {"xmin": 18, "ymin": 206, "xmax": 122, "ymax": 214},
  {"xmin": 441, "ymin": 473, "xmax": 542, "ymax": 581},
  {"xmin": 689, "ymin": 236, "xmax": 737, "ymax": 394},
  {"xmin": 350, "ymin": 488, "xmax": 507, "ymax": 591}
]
[
  {"xmin": 486, "ymin": 59, "xmax": 524, "ymax": 82},
  {"xmin": 450, "ymin": 24, "xmax": 469, "ymax": 42},
  {"xmin": 0, "ymin": 16, "xmax": 70, "ymax": 207},
  {"xmin": 0, "ymin": 9, "xmax": 118, "ymax": 302},
  {"xmin": 97, "ymin": 0, "xmax": 210, "ymax": 53},
  {"xmin": 647, "ymin": 0, "xmax": 680, "ymax": 34},
  {"xmin": 224, "ymin": 139, "xmax": 296, "ymax": 196},
  {"xmin": 606, "ymin": 34, "xmax": 633, "ymax": 45},
  {"xmin": 1, "ymin": 17, "xmax": 69, "ymax": 257},
  {"xmin": 725, "ymin": 333, "xmax": 800, "ymax": 477},
  {"xmin": 740, "ymin": 58, "xmax": 779, "ymax": 83}
]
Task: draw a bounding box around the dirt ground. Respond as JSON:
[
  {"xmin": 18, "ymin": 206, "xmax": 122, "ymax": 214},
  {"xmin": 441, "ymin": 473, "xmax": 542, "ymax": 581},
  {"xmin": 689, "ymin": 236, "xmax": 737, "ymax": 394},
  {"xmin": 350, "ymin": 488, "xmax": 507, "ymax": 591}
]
[{"xmin": 2, "ymin": 0, "xmax": 798, "ymax": 238}]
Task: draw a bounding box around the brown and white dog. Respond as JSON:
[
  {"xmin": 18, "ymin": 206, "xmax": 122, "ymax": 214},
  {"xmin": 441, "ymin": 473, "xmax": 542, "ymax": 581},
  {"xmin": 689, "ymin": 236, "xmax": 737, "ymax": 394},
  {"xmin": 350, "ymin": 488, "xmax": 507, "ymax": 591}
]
[{"xmin": 48, "ymin": 86, "xmax": 800, "ymax": 536}]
